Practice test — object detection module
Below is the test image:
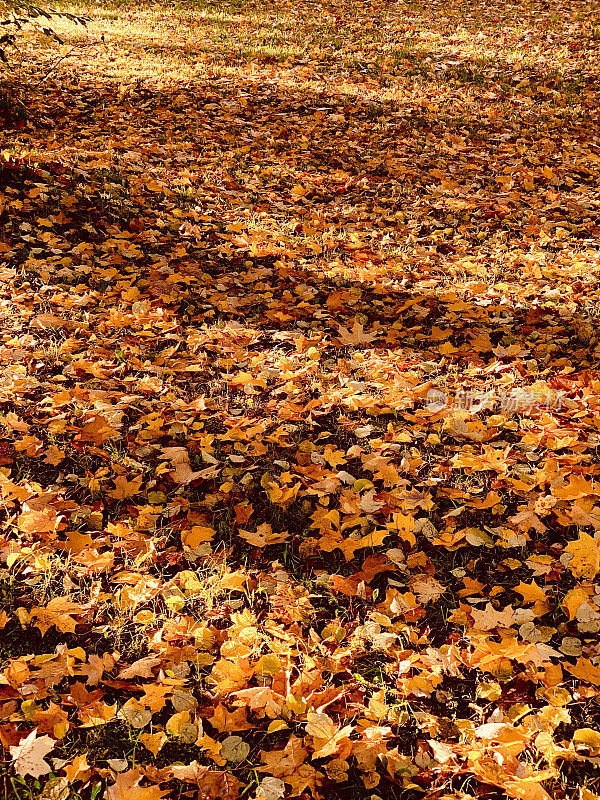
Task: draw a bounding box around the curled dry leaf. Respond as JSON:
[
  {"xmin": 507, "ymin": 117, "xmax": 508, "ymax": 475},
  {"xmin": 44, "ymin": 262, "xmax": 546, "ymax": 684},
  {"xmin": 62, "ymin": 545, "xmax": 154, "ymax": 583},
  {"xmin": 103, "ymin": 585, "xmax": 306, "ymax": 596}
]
[{"xmin": 573, "ymin": 729, "xmax": 600, "ymax": 757}]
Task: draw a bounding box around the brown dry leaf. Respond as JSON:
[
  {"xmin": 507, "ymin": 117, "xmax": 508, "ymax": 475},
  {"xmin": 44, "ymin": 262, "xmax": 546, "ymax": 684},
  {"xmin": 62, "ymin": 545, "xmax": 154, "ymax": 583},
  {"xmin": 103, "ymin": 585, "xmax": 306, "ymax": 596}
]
[
  {"xmin": 220, "ymin": 735, "xmax": 250, "ymax": 763},
  {"xmin": 409, "ymin": 575, "xmax": 446, "ymax": 605},
  {"xmin": 30, "ymin": 314, "xmax": 68, "ymax": 330},
  {"xmin": 470, "ymin": 603, "xmax": 515, "ymax": 631},
  {"xmin": 160, "ymin": 447, "xmax": 204, "ymax": 485},
  {"xmin": 118, "ymin": 657, "xmax": 161, "ymax": 679},
  {"xmin": 118, "ymin": 700, "xmax": 153, "ymax": 730}
]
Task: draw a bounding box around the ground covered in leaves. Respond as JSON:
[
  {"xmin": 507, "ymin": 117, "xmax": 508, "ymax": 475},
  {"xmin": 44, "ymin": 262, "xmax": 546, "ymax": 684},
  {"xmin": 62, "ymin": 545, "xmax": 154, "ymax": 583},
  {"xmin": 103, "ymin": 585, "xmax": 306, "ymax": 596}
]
[{"xmin": 1, "ymin": 0, "xmax": 600, "ymax": 798}]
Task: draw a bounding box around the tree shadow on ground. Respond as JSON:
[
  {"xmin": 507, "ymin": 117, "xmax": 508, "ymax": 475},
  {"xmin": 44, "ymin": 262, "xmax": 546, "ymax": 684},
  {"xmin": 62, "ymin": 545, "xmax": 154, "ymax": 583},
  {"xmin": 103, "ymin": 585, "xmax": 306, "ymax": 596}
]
[{"xmin": 2, "ymin": 46, "xmax": 600, "ymax": 348}]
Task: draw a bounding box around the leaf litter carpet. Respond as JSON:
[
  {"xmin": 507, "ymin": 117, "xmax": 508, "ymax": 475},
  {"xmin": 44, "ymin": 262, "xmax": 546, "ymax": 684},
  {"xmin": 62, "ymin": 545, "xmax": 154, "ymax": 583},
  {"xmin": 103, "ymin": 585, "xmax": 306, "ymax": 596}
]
[{"xmin": 1, "ymin": 0, "xmax": 600, "ymax": 798}]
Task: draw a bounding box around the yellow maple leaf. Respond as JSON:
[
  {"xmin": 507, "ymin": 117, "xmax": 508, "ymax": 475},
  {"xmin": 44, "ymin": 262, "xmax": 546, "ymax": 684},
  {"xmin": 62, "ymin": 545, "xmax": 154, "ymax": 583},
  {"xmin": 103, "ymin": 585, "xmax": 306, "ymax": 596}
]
[
  {"xmin": 514, "ymin": 580, "xmax": 547, "ymax": 606},
  {"xmin": 106, "ymin": 768, "xmax": 169, "ymax": 800},
  {"xmin": 209, "ymin": 658, "xmax": 252, "ymax": 692},
  {"xmin": 505, "ymin": 778, "xmax": 553, "ymax": 800},
  {"xmin": 196, "ymin": 734, "xmax": 226, "ymax": 766},
  {"xmin": 109, "ymin": 474, "xmax": 143, "ymax": 500},
  {"xmin": 182, "ymin": 525, "xmax": 215, "ymax": 549},
  {"xmin": 305, "ymin": 712, "xmax": 353, "ymax": 760},
  {"xmin": 553, "ymin": 475, "xmax": 596, "ymax": 501},
  {"xmin": 30, "ymin": 598, "xmax": 87, "ymax": 636},
  {"xmin": 239, "ymin": 523, "xmax": 289, "ymax": 547},
  {"xmin": 567, "ymin": 657, "xmax": 600, "ymax": 685},
  {"xmin": 386, "ymin": 512, "xmax": 415, "ymax": 547},
  {"xmin": 564, "ymin": 531, "xmax": 600, "ymax": 580},
  {"xmin": 79, "ymin": 701, "xmax": 117, "ymax": 727},
  {"xmin": 139, "ymin": 732, "xmax": 167, "ymax": 756},
  {"xmin": 64, "ymin": 754, "xmax": 91, "ymax": 783},
  {"xmin": 563, "ymin": 587, "xmax": 591, "ymax": 620}
]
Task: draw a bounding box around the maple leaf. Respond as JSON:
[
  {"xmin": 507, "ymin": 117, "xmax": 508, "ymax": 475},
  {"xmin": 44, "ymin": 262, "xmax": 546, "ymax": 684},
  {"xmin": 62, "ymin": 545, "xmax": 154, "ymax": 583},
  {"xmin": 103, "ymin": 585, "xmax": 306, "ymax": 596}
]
[
  {"xmin": 567, "ymin": 657, "xmax": 600, "ymax": 686},
  {"xmin": 359, "ymin": 489, "xmax": 386, "ymax": 514},
  {"xmin": 562, "ymin": 587, "xmax": 590, "ymax": 620},
  {"xmin": 76, "ymin": 414, "xmax": 118, "ymax": 445},
  {"xmin": 334, "ymin": 321, "xmax": 377, "ymax": 347},
  {"xmin": 386, "ymin": 512, "xmax": 416, "ymax": 547},
  {"xmin": 30, "ymin": 597, "xmax": 87, "ymax": 636},
  {"xmin": 182, "ymin": 525, "xmax": 215, "ymax": 550},
  {"xmin": 514, "ymin": 580, "xmax": 547, "ymax": 606},
  {"xmin": 44, "ymin": 445, "xmax": 66, "ymax": 465},
  {"xmin": 408, "ymin": 574, "xmax": 446, "ymax": 605},
  {"xmin": 64, "ymin": 754, "xmax": 91, "ymax": 783},
  {"xmin": 470, "ymin": 603, "xmax": 515, "ymax": 631},
  {"xmin": 233, "ymin": 686, "xmax": 284, "ymax": 717},
  {"xmin": 552, "ymin": 475, "xmax": 596, "ymax": 501},
  {"xmin": 169, "ymin": 761, "xmax": 242, "ymax": 800},
  {"xmin": 197, "ymin": 734, "xmax": 226, "ymax": 766},
  {"xmin": 9, "ymin": 728, "xmax": 54, "ymax": 778},
  {"xmin": 160, "ymin": 447, "xmax": 205, "ymax": 485},
  {"xmin": 139, "ymin": 732, "xmax": 167, "ymax": 757},
  {"xmin": 258, "ymin": 735, "xmax": 308, "ymax": 777},
  {"xmin": 106, "ymin": 768, "xmax": 169, "ymax": 800},
  {"xmin": 234, "ymin": 501, "xmax": 254, "ymax": 524},
  {"xmin": 109, "ymin": 474, "xmax": 143, "ymax": 500},
  {"xmin": 30, "ymin": 313, "xmax": 68, "ymax": 331},
  {"xmin": 79, "ymin": 701, "xmax": 117, "ymax": 728},
  {"xmin": 305, "ymin": 711, "xmax": 353, "ymax": 759},
  {"xmin": 504, "ymin": 778, "xmax": 553, "ymax": 800},
  {"xmin": 28, "ymin": 700, "xmax": 69, "ymax": 739},
  {"xmin": 8, "ymin": 4, "xmax": 600, "ymax": 795},
  {"xmin": 18, "ymin": 504, "xmax": 60, "ymax": 536},
  {"xmin": 564, "ymin": 531, "xmax": 600, "ymax": 580},
  {"xmin": 118, "ymin": 656, "xmax": 161, "ymax": 679},
  {"xmin": 207, "ymin": 703, "xmax": 252, "ymax": 732},
  {"xmin": 238, "ymin": 523, "xmax": 289, "ymax": 547},
  {"xmin": 286, "ymin": 762, "xmax": 325, "ymax": 795}
]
